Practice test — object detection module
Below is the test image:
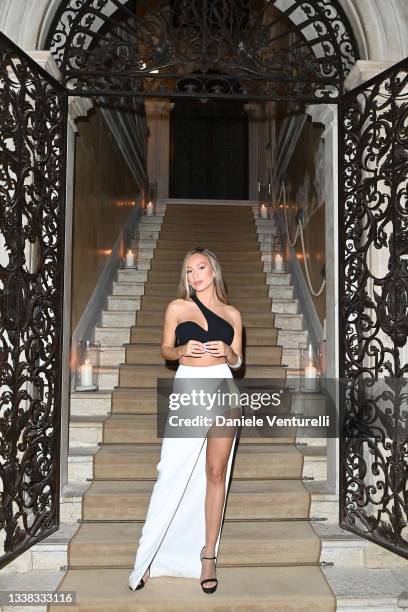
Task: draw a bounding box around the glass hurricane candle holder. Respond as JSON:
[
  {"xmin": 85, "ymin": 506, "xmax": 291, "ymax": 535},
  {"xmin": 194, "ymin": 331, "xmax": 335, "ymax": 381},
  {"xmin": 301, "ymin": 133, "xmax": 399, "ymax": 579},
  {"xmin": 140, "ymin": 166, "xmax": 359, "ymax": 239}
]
[
  {"xmin": 299, "ymin": 342, "xmax": 321, "ymax": 392},
  {"xmin": 259, "ymin": 202, "xmax": 269, "ymax": 219},
  {"xmin": 122, "ymin": 249, "xmax": 137, "ymax": 269},
  {"xmin": 145, "ymin": 181, "xmax": 157, "ymax": 216},
  {"xmin": 75, "ymin": 340, "xmax": 100, "ymax": 391},
  {"xmin": 272, "ymin": 234, "xmax": 285, "ymax": 273}
]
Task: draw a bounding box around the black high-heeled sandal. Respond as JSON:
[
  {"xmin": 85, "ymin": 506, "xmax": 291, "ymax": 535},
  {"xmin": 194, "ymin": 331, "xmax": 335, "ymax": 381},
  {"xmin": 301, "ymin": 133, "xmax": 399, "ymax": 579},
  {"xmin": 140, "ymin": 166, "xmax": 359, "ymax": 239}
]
[
  {"xmin": 129, "ymin": 566, "xmax": 150, "ymax": 591},
  {"xmin": 200, "ymin": 545, "xmax": 218, "ymax": 594}
]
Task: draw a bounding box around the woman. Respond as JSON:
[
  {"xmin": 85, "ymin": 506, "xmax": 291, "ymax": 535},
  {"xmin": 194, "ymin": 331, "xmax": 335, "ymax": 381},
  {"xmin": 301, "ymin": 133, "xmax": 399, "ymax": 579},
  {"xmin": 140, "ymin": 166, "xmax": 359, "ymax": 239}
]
[{"xmin": 128, "ymin": 246, "xmax": 243, "ymax": 594}]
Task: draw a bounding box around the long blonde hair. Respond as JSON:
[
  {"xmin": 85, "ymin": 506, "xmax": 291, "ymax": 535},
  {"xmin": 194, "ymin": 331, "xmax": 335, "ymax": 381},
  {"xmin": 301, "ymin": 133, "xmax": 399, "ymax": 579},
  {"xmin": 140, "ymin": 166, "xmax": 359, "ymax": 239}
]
[{"xmin": 177, "ymin": 247, "xmax": 229, "ymax": 304}]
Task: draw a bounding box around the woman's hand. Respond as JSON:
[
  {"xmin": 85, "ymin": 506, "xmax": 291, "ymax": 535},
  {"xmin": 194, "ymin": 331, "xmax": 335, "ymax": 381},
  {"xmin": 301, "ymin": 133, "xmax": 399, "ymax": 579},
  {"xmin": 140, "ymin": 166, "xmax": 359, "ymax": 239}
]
[
  {"xmin": 182, "ymin": 339, "xmax": 207, "ymax": 358},
  {"xmin": 204, "ymin": 341, "xmax": 230, "ymax": 358}
]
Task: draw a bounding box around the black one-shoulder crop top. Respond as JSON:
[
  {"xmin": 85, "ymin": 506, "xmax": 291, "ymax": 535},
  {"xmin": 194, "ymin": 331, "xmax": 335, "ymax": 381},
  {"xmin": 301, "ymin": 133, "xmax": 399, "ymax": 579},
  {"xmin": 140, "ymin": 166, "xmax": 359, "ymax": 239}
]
[{"xmin": 175, "ymin": 293, "xmax": 234, "ymax": 346}]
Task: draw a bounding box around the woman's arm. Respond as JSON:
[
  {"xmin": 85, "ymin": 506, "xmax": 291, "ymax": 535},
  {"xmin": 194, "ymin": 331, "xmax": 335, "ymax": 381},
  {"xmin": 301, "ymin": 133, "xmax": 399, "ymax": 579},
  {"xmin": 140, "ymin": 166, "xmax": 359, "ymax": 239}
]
[
  {"xmin": 161, "ymin": 300, "xmax": 184, "ymax": 361},
  {"xmin": 225, "ymin": 309, "xmax": 243, "ymax": 367},
  {"xmin": 161, "ymin": 300, "xmax": 206, "ymax": 361}
]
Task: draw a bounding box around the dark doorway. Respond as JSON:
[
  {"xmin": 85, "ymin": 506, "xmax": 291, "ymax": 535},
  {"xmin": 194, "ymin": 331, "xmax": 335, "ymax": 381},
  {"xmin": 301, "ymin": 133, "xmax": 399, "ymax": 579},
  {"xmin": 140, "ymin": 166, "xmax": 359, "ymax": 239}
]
[{"xmin": 170, "ymin": 99, "xmax": 248, "ymax": 200}]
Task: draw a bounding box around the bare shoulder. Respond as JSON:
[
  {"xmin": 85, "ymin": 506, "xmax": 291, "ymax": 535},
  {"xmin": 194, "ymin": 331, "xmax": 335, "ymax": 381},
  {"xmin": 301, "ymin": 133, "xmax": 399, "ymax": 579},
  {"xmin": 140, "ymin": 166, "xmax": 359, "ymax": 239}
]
[
  {"xmin": 165, "ymin": 298, "xmax": 187, "ymax": 315},
  {"xmin": 224, "ymin": 303, "xmax": 242, "ymax": 324}
]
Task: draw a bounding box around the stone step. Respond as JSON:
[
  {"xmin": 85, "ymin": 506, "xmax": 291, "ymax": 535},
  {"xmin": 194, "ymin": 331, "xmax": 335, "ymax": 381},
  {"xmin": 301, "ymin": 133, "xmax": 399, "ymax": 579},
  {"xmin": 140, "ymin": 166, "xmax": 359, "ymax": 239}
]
[
  {"xmin": 132, "ymin": 238, "xmax": 157, "ymax": 250},
  {"xmin": 118, "ymin": 364, "xmax": 286, "ymax": 387},
  {"xmin": 116, "ymin": 269, "xmax": 148, "ymax": 283},
  {"xmin": 69, "ymin": 416, "xmax": 107, "ymax": 447},
  {"xmin": 68, "ymin": 444, "xmax": 326, "ymax": 484},
  {"xmin": 59, "ymin": 480, "xmax": 334, "ymax": 524},
  {"xmin": 138, "ymin": 216, "xmax": 165, "ymax": 225},
  {"xmin": 112, "ymin": 281, "xmax": 145, "ymax": 296},
  {"xmin": 91, "ymin": 444, "xmax": 303, "ymax": 480},
  {"xmin": 68, "ymin": 446, "xmax": 99, "ymax": 482},
  {"xmin": 143, "ymin": 282, "xmax": 269, "ymax": 298},
  {"xmin": 150, "ymin": 246, "xmax": 263, "ymax": 257},
  {"xmin": 148, "ymin": 240, "xmax": 260, "ymax": 252},
  {"xmin": 125, "ymin": 344, "xmax": 282, "ymax": 365},
  {"xmin": 68, "ymin": 520, "xmax": 320, "ymax": 569},
  {"xmin": 71, "ymin": 391, "xmax": 112, "ymax": 417},
  {"xmin": 106, "ymin": 296, "xmax": 141, "ymax": 311},
  {"xmin": 268, "ymin": 284, "xmax": 295, "ymax": 299},
  {"xmin": 108, "ymin": 388, "xmax": 326, "ymax": 416},
  {"xmin": 274, "ymin": 313, "xmax": 304, "ymax": 330},
  {"xmin": 130, "ymin": 324, "xmax": 278, "ymax": 345},
  {"xmin": 159, "ymin": 226, "xmax": 258, "ymax": 237},
  {"xmin": 47, "ymin": 566, "xmax": 335, "ymax": 611},
  {"xmin": 112, "ymin": 388, "xmax": 158, "ymax": 413},
  {"xmin": 101, "ymin": 311, "xmax": 136, "ymax": 328},
  {"xmin": 271, "ymin": 298, "xmax": 299, "ymax": 314},
  {"xmin": 70, "ymin": 387, "xmax": 326, "ymax": 418},
  {"xmin": 81, "ymin": 479, "xmax": 310, "ymax": 521},
  {"xmin": 99, "ymin": 346, "xmax": 125, "ymax": 366},
  {"xmin": 146, "ymin": 270, "xmax": 266, "ymax": 284},
  {"xmin": 134, "ymin": 310, "xmax": 276, "ymax": 327},
  {"xmin": 150, "ymin": 252, "xmax": 263, "ymax": 264},
  {"xmin": 137, "ymin": 295, "xmax": 272, "ymax": 313},
  {"xmin": 0, "ymin": 524, "xmax": 79, "ymax": 575},
  {"xmin": 278, "ymin": 329, "xmax": 309, "ymax": 348},
  {"xmin": 161, "ymin": 214, "xmax": 253, "ymax": 222},
  {"xmin": 98, "ymin": 366, "xmax": 119, "ymax": 389},
  {"xmin": 100, "ymin": 414, "xmax": 293, "ymax": 445},
  {"xmin": 148, "ymin": 259, "xmax": 264, "ymax": 272},
  {"xmin": 95, "ymin": 327, "xmax": 130, "ymax": 346},
  {"xmin": 282, "ymin": 347, "xmax": 302, "ymax": 369},
  {"xmin": 267, "ymin": 272, "xmax": 291, "ymax": 285}
]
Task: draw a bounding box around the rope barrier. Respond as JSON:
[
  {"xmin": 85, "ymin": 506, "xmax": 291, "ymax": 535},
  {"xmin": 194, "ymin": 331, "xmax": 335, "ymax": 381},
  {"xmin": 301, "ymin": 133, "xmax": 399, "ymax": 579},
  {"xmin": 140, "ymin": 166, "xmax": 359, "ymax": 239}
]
[{"xmin": 277, "ymin": 180, "xmax": 326, "ymax": 297}]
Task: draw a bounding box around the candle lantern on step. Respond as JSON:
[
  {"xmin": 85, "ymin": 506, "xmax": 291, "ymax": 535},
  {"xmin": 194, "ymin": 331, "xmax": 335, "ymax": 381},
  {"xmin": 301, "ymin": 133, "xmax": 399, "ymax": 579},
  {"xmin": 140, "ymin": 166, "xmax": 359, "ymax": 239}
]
[
  {"xmin": 257, "ymin": 183, "xmax": 270, "ymax": 219},
  {"xmin": 75, "ymin": 340, "xmax": 101, "ymax": 391},
  {"xmin": 299, "ymin": 342, "xmax": 321, "ymax": 393},
  {"xmin": 272, "ymin": 233, "xmax": 285, "ymax": 273},
  {"xmin": 145, "ymin": 181, "xmax": 157, "ymax": 216}
]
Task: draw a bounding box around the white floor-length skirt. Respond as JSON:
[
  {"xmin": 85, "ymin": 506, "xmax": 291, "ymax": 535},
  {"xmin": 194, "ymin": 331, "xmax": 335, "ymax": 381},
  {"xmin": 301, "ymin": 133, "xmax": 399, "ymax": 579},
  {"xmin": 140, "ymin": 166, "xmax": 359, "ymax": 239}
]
[{"xmin": 128, "ymin": 362, "xmax": 240, "ymax": 590}]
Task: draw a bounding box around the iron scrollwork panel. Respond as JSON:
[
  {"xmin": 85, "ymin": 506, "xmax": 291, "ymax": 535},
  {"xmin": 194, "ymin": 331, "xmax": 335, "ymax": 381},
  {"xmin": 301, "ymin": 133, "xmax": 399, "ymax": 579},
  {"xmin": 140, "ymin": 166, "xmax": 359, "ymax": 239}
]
[
  {"xmin": 46, "ymin": 0, "xmax": 358, "ymax": 101},
  {"xmin": 0, "ymin": 33, "xmax": 67, "ymax": 568},
  {"xmin": 339, "ymin": 58, "xmax": 408, "ymax": 557}
]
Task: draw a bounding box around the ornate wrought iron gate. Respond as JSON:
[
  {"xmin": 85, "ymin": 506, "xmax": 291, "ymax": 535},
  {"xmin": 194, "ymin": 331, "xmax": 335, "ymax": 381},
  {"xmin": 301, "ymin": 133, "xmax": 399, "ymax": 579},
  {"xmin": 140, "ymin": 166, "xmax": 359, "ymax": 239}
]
[
  {"xmin": 0, "ymin": 33, "xmax": 67, "ymax": 568},
  {"xmin": 339, "ymin": 58, "xmax": 408, "ymax": 557}
]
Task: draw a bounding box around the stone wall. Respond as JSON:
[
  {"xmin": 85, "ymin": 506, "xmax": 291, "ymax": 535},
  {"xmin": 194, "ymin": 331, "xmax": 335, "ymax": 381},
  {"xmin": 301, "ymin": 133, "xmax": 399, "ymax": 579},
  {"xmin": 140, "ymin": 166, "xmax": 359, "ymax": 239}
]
[
  {"xmin": 284, "ymin": 118, "xmax": 326, "ymax": 324},
  {"xmin": 71, "ymin": 107, "xmax": 138, "ymax": 331}
]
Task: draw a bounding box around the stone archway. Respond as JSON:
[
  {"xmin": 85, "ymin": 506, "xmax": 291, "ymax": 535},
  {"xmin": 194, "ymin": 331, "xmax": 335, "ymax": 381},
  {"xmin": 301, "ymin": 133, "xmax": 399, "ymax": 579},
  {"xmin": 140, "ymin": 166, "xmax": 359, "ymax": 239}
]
[{"xmin": 41, "ymin": 0, "xmax": 360, "ymax": 102}]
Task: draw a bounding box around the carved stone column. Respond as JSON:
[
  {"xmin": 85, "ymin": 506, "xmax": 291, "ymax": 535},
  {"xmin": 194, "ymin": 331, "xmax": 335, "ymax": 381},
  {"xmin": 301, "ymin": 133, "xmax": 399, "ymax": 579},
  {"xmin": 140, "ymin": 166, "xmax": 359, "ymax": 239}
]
[
  {"xmin": 345, "ymin": 60, "xmax": 396, "ymax": 91},
  {"xmin": 306, "ymin": 103, "xmax": 338, "ymax": 491},
  {"xmin": 145, "ymin": 101, "xmax": 175, "ymax": 199},
  {"xmin": 244, "ymin": 103, "xmax": 261, "ymax": 200}
]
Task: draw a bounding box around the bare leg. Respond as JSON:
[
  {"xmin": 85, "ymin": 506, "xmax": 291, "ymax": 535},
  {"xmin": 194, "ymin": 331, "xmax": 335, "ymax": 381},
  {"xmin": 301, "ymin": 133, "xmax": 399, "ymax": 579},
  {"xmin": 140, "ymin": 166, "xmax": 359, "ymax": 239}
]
[{"xmin": 200, "ymin": 426, "xmax": 236, "ymax": 588}]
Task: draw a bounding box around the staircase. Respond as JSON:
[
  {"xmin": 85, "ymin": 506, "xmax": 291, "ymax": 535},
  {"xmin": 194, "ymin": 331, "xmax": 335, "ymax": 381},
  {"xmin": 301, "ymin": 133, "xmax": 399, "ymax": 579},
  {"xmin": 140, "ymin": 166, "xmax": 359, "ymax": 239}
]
[
  {"xmin": 3, "ymin": 202, "xmax": 408, "ymax": 610},
  {"xmin": 46, "ymin": 203, "xmax": 335, "ymax": 610}
]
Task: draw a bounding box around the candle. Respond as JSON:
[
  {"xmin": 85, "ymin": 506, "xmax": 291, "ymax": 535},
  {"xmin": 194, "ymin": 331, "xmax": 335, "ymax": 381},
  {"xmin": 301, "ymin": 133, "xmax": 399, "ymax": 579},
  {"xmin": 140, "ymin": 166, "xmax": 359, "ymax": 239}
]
[
  {"xmin": 274, "ymin": 253, "xmax": 283, "ymax": 273},
  {"xmin": 304, "ymin": 362, "xmax": 317, "ymax": 391},
  {"xmin": 126, "ymin": 249, "xmax": 135, "ymax": 267},
  {"xmin": 147, "ymin": 201, "xmax": 154, "ymax": 216},
  {"xmin": 268, "ymin": 183, "xmax": 271, "ymax": 195},
  {"xmin": 80, "ymin": 359, "xmax": 93, "ymax": 386},
  {"xmin": 260, "ymin": 204, "xmax": 268, "ymax": 219}
]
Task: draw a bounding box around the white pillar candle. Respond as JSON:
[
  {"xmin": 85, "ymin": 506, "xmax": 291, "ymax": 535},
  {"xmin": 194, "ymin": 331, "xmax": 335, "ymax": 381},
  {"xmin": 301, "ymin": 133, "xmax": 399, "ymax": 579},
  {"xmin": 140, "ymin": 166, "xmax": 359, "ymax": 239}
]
[
  {"xmin": 80, "ymin": 359, "xmax": 93, "ymax": 386},
  {"xmin": 304, "ymin": 363, "xmax": 317, "ymax": 391},
  {"xmin": 126, "ymin": 249, "xmax": 135, "ymax": 267},
  {"xmin": 274, "ymin": 253, "xmax": 283, "ymax": 272},
  {"xmin": 147, "ymin": 201, "xmax": 154, "ymax": 216},
  {"xmin": 260, "ymin": 204, "xmax": 268, "ymax": 219}
]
